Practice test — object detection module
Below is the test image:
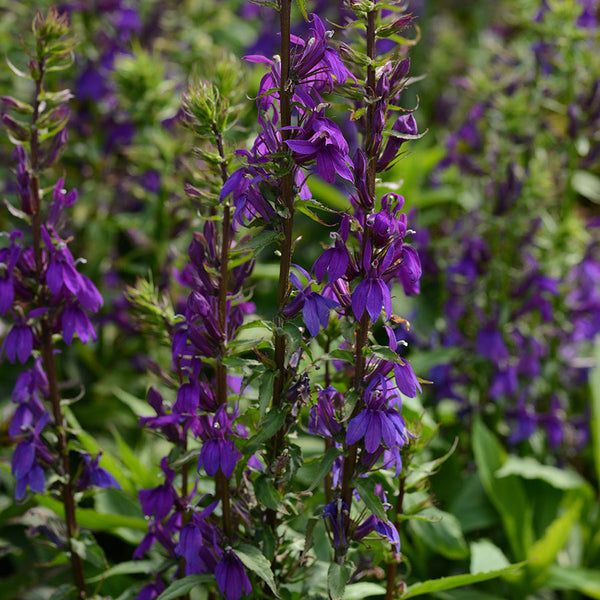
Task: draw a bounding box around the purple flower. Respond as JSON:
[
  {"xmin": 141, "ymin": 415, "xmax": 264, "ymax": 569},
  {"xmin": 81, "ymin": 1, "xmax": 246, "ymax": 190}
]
[
  {"xmin": 2, "ymin": 319, "xmax": 34, "ymax": 364},
  {"xmin": 476, "ymin": 325, "xmax": 509, "ymax": 364},
  {"xmin": 354, "ymin": 514, "xmax": 401, "ymax": 552},
  {"xmin": 135, "ymin": 578, "xmax": 166, "ymax": 600},
  {"xmin": 138, "ymin": 457, "xmax": 177, "ymax": 521},
  {"xmin": 220, "ymin": 167, "xmax": 275, "ymax": 229},
  {"xmin": 139, "ymin": 387, "xmax": 185, "ymax": 444},
  {"xmin": 346, "ymin": 376, "xmax": 409, "ymax": 455},
  {"xmin": 395, "ymin": 244, "xmax": 422, "ymax": 296},
  {"xmin": 393, "ymin": 360, "xmax": 421, "ymax": 398},
  {"xmin": 285, "ymin": 265, "xmax": 340, "ymax": 337},
  {"xmin": 197, "ymin": 406, "xmax": 242, "ymax": 479},
  {"xmin": 12, "ymin": 441, "xmax": 46, "ymax": 500},
  {"xmin": 175, "ymin": 499, "xmax": 221, "ymax": 575},
  {"xmin": 285, "ymin": 110, "xmax": 353, "ymax": 183},
  {"xmin": 489, "ymin": 365, "xmax": 519, "ymax": 399},
  {"xmin": 539, "ymin": 397, "xmax": 565, "ymax": 448},
  {"xmin": 369, "ymin": 195, "xmax": 407, "ymax": 248},
  {"xmin": 173, "ymin": 380, "xmax": 200, "ymax": 414},
  {"xmin": 507, "ymin": 395, "xmax": 538, "ymax": 445},
  {"xmin": 46, "ymin": 177, "xmax": 77, "ymax": 229},
  {"xmin": 312, "ymin": 215, "xmax": 351, "ymax": 283},
  {"xmin": 61, "ymin": 302, "xmax": 97, "ymax": 344},
  {"xmin": 308, "ymin": 386, "xmax": 343, "ymax": 438},
  {"xmin": 352, "ymin": 240, "xmax": 393, "ymax": 322},
  {"xmin": 77, "ymin": 452, "xmax": 121, "ymax": 490},
  {"xmin": 11, "ymin": 411, "xmax": 51, "ymax": 500},
  {"xmin": 43, "ymin": 228, "xmax": 82, "ymax": 297},
  {"xmin": 215, "ymin": 549, "xmax": 252, "ymax": 600},
  {"xmin": 246, "ymin": 13, "xmax": 351, "ymax": 111},
  {"xmin": 0, "ymin": 232, "xmax": 21, "ymax": 314},
  {"xmin": 9, "ymin": 358, "xmax": 49, "ymax": 438}
]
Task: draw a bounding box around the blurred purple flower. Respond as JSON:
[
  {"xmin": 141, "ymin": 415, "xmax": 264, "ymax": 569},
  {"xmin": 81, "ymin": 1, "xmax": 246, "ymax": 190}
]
[
  {"xmin": 2, "ymin": 319, "xmax": 34, "ymax": 364},
  {"xmin": 77, "ymin": 452, "xmax": 121, "ymax": 490},
  {"xmin": 138, "ymin": 457, "xmax": 177, "ymax": 520}
]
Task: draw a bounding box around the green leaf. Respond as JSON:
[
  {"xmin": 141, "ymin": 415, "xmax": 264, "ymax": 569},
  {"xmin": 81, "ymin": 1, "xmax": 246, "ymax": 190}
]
[
  {"xmin": 71, "ymin": 532, "xmax": 107, "ymax": 569},
  {"xmin": 495, "ymin": 456, "xmax": 590, "ymax": 492},
  {"xmin": 296, "ymin": 0, "xmax": 308, "ymax": 20},
  {"xmin": 258, "ymin": 369, "xmax": 276, "ymax": 421},
  {"xmin": 233, "ymin": 229, "xmax": 281, "ymax": 253},
  {"xmin": 591, "ymin": 336, "xmax": 600, "ymax": 492},
  {"xmin": 308, "ymin": 177, "xmax": 352, "ymax": 210},
  {"xmin": 401, "ymin": 562, "xmax": 527, "ymax": 598},
  {"xmin": 155, "ymin": 575, "xmax": 214, "ymax": 600},
  {"xmin": 384, "ymin": 128, "xmax": 428, "ymax": 142},
  {"xmin": 49, "ymin": 585, "xmax": 75, "ymax": 600},
  {"xmin": 34, "ymin": 496, "xmax": 148, "ymax": 532},
  {"xmin": 5, "ymin": 56, "xmax": 31, "ymax": 79},
  {"xmin": 369, "ymin": 344, "xmax": 404, "ymax": 365},
  {"xmin": 254, "ymin": 474, "xmax": 281, "ymax": 511},
  {"xmin": 408, "ymin": 509, "xmax": 469, "ymax": 560},
  {"xmin": 472, "ymin": 418, "xmax": 533, "ymax": 560},
  {"xmin": 354, "ymin": 478, "xmax": 388, "ymax": 522},
  {"xmin": 545, "ymin": 565, "xmax": 600, "ymax": 598},
  {"xmin": 111, "ymin": 426, "xmax": 157, "ymax": 489},
  {"xmin": 86, "ymin": 560, "xmax": 158, "ymax": 583},
  {"xmin": 470, "ymin": 540, "xmax": 510, "ymax": 574},
  {"xmin": 305, "ymin": 446, "xmax": 342, "ymax": 492},
  {"xmin": 242, "ymin": 408, "xmax": 287, "ymax": 455},
  {"xmin": 328, "ymin": 562, "xmax": 353, "ymax": 600},
  {"xmin": 571, "ymin": 170, "xmax": 600, "ymax": 203},
  {"xmin": 343, "ymin": 582, "xmax": 387, "ymax": 599},
  {"xmin": 525, "ymin": 493, "xmax": 585, "ymax": 588},
  {"xmin": 236, "ymin": 543, "xmax": 279, "ymax": 597},
  {"xmin": 283, "ymin": 322, "xmax": 303, "ymax": 357},
  {"xmin": 450, "ymin": 473, "xmax": 498, "ymax": 534},
  {"xmin": 112, "ymin": 386, "xmax": 155, "ymax": 418},
  {"xmin": 329, "ymin": 348, "xmax": 355, "ymax": 363},
  {"xmin": 405, "ymin": 437, "xmax": 458, "ymax": 489}
]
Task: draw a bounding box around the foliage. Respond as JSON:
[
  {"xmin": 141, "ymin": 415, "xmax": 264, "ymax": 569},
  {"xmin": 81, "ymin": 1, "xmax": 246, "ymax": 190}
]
[{"xmin": 0, "ymin": 1, "xmax": 599, "ymax": 600}]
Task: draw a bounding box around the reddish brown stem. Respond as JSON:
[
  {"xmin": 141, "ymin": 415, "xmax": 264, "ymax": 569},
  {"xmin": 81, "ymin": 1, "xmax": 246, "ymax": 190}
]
[
  {"xmin": 267, "ymin": 0, "xmax": 294, "ymax": 533},
  {"xmin": 29, "ymin": 55, "xmax": 87, "ymax": 598},
  {"xmin": 214, "ymin": 127, "xmax": 233, "ymax": 540},
  {"xmin": 385, "ymin": 476, "xmax": 406, "ymax": 600},
  {"xmin": 339, "ymin": 6, "xmax": 378, "ymax": 553}
]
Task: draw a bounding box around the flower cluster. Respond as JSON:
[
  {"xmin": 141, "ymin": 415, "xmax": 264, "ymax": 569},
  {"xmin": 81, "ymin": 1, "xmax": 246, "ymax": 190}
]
[
  {"xmin": 416, "ymin": 0, "xmax": 600, "ymax": 454},
  {"xmin": 1, "ymin": 10, "xmax": 124, "ymax": 599},
  {"xmin": 133, "ymin": 3, "xmax": 426, "ymax": 599}
]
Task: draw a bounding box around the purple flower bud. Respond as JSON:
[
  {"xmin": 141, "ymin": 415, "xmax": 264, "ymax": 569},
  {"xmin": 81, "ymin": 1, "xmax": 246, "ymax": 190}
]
[
  {"xmin": 323, "ymin": 499, "xmax": 348, "ymax": 549},
  {"xmin": 215, "ymin": 549, "xmax": 252, "ymax": 600},
  {"xmin": 377, "ymin": 113, "xmax": 418, "ymax": 171},
  {"xmin": 353, "ymin": 149, "xmax": 373, "ymax": 208}
]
